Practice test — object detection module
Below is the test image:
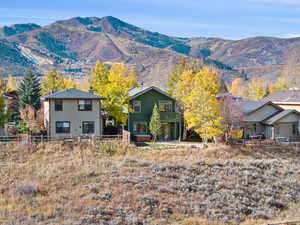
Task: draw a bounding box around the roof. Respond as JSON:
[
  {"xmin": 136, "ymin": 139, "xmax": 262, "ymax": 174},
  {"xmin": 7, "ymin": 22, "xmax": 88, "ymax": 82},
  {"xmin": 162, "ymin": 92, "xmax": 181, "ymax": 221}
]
[
  {"xmin": 264, "ymin": 109, "xmax": 300, "ymax": 125},
  {"xmin": 129, "ymin": 86, "xmax": 175, "ymax": 100},
  {"xmin": 42, "ymin": 89, "xmax": 104, "ymax": 100},
  {"xmin": 216, "ymin": 93, "xmax": 242, "ymax": 100},
  {"xmin": 263, "ymin": 90, "xmax": 300, "ymax": 103},
  {"xmin": 241, "ymin": 101, "xmax": 278, "ymax": 115}
]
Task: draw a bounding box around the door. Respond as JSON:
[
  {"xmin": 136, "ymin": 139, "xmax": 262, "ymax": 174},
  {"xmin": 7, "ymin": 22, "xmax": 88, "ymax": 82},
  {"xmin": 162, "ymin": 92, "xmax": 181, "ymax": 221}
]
[{"xmin": 159, "ymin": 123, "xmax": 171, "ymax": 140}]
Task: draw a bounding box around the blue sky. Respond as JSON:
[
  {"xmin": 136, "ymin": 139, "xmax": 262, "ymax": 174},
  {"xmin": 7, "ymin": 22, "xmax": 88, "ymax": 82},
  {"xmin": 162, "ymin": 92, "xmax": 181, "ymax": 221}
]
[{"xmin": 0, "ymin": 0, "xmax": 300, "ymax": 40}]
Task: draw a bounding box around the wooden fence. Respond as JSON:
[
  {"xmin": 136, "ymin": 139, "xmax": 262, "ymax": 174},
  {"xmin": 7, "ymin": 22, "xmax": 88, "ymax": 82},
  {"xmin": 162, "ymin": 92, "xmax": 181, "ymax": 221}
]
[{"xmin": 0, "ymin": 134, "xmax": 124, "ymax": 143}]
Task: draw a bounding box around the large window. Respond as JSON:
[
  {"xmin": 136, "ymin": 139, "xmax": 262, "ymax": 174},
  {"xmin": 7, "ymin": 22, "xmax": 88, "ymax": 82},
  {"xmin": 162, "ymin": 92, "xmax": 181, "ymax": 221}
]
[
  {"xmin": 133, "ymin": 101, "xmax": 141, "ymax": 112},
  {"xmin": 78, "ymin": 100, "xmax": 92, "ymax": 111},
  {"xmin": 159, "ymin": 101, "xmax": 172, "ymax": 112},
  {"xmin": 133, "ymin": 122, "xmax": 147, "ymax": 134},
  {"xmin": 56, "ymin": 121, "xmax": 70, "ymax": 134},
  {"xmin": 82, "ymin": 121, "xmax": 95, "ymax": 134},
  {"xmin": 54, "ymin": 100, "xmax": 63, "ymax": 111}
]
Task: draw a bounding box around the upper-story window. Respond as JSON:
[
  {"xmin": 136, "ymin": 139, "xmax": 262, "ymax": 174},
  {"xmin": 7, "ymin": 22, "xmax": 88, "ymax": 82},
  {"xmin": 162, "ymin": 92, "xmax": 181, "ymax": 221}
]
[
  {"xmin": 159, "ymin": 101, "xmax": 172, "ymax": 112},
  {"xmin": 133, "ymin": 101, "xmax": 141, "ymax": 112},
  {"xmin": 54, "ymin": 100, "xmax": 63, "ymax": 111},
  {"xmin": 78, "ymin": 100, "xmax": 92, "ymax": 111}
]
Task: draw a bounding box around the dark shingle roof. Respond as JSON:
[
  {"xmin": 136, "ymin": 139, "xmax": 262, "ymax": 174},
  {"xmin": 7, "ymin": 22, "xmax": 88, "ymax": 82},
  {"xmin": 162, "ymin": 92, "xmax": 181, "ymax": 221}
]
[
  {"xmin": 264, "ymin": 109, "xmax": 299, "ymax": 125},
  {"xmin": 129, "ymin": 86, "xmax": 174, "ymax": 100},
  {"xmin": 42, "ymin": 89, "xmax": 104, "ymax": 100},
  {"xmin": 263, "ymin": 90, "xmax": 300, "ymax": 103}
]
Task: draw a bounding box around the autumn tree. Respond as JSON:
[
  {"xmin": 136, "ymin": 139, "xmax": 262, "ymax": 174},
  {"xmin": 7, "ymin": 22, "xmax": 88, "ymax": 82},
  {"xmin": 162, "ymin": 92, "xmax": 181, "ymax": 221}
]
[
  {"xmin": 0, "ymin": 73, "xmax": 6, "ymax": 94},
  {"xmin": 89, "ymin": 62, "xmax": 137, "ymax": 126},
  {"xmin": 167, "ymin": 57, "xmax": 191, "ymax": 96},
  {"xmin": 6, "ymin": 74, "xmax": 16, "ymax": 92},
  {"xmin": 0, "ymin": 95, "xmax": 9, "ymax": 128},
  {"xmin": 220, "ymin": 97, "xmax": 244, "ymax": 143},
  {"xmin": 282, "ymin": 48, "xmax": 300, "ymax": 88},
  {"xmin": 19, "ymin": 105, "xmax": 45, "ymax": 134},
  {"xmin": 176, "ymin": 67, "xmax": 223, "ymax": 144},
  {"xmin": 229, "ymin": 78, "xmax": 244, "ymax": 96},
  {"xmin": 149, "ymin": 104, "xmax": 161, "ymax": 142},
  {"xmin": 18, "ymin": 70, "xmax": 41, "ymax": 110},
  {"xmin": 270, "ymin": 77, "xmax": 288, "ymax": 94}
]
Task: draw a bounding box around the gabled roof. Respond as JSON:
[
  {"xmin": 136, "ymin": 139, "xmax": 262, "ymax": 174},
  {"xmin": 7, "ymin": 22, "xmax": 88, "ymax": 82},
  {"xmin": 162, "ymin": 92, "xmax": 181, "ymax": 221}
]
[
  {"xmin": 129, "ymin": 86, "xmax": 175, "ymax": 100},
  {"xmin": 42, "ymin": 89, "xmax": 104, "ymax": 100},
  {"xmin": 241, "ymin": 101, "xmax": 282, "ymax": 115},
  {"xmin": 263, "ymin": 90, "xmax": 300, "ymax": 103},
  {"xmin": 264, "ymin": 109, "xmax": 300, "ymax": 125}
]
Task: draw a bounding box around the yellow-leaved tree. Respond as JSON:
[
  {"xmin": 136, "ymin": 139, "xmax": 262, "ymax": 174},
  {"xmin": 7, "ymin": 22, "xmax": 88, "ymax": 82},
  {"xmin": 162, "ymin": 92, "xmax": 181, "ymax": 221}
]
[
  {"xmin": 0, "ymin": 73, "xmax": 6, "ymax": 94},
  {"xmin": 90, "ymin": 61, "xmax": 137, "ymax": 126},
  {"xmin": 229, "ymin": 78, "xmax": 244, "ymax": 95},
  {"xmin": 6, "ymin": 74, "xmax": 17, "ymax": 92},
  {"xmin": 175, "ymin": 67, "xmax": 223, "ymax": 144},
  {"xmin": 41, "ymin": 70, "xmax": 78, "ymax": 94}
]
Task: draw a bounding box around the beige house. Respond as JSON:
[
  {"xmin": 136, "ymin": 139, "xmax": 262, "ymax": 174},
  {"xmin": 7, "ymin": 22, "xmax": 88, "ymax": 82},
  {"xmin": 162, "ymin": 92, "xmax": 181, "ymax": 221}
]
[
  {"xmin": 42, "ymin": 89, "xmax": 105, "ymax": 138},
  {"xmin": 242, "ymin": 101, "xmax": 300, "ymax": 140},
  {"xmin": 263, "ymin": 89, "xmax": 300, "ymax": 112}
]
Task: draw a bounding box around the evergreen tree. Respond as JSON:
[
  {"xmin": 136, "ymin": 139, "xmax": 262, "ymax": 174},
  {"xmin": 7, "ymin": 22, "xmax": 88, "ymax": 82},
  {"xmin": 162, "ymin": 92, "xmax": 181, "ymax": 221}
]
[
  {"xmin": 18, "ymin": 71, "xmax": 41, "ymax": 110},
  {"xmin": 149, "ymin": 104, "xmax": 161, "ymax": 142}
]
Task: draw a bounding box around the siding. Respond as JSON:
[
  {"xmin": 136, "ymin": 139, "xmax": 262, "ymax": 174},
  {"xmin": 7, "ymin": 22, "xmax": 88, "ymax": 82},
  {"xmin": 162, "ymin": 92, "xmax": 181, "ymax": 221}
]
[
  {"xmin": 244, "ymin": 105, "xmax": 280, "ymax": 122},
  {"xmin": 47, "ymin": 99, "xmax": 102, "ymax": 137}
]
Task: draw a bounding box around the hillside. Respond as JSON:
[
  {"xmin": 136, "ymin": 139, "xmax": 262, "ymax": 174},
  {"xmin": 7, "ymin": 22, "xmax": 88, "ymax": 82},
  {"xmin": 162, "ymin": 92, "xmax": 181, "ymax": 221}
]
[
  {"xmin": 0, "ymin": 16, "xmax": 300, "ymax": 85},
  {"xmin": 1, "ymin": 141, "xmax": 300, "ymax": 225}
]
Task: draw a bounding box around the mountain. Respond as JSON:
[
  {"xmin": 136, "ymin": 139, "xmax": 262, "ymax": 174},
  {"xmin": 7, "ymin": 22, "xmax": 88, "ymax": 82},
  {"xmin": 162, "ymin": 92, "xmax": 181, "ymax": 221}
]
[
  {"xmin": 0, "ymin": 16, "xmax": 298, "ymax": 86},
  {"xmin": 0, "ymin": 23, "xmax": 41, "ymax": 38}
]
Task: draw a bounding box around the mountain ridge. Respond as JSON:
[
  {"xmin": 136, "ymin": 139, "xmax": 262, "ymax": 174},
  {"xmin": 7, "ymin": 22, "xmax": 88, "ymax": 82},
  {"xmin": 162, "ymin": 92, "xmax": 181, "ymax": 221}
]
[{"xmin": 0, "ymin": 16, "xmax": 299, "ymax": 86}]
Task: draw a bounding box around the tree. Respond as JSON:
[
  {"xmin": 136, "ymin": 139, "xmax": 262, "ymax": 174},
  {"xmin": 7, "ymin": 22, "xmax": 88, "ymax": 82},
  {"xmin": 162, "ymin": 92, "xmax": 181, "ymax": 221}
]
[
  {"xmin": 270, "ymin": 77, "xmax": 288, "ymax": 93},
  {"xmin": 282, "ymin": 48, "xmax": 300, "ymax": 88},
  {"xmin": 229, "ymin": 78, "xmax": 244, "ymax": 96},
  {"xmin": 89, "ymin": 61, "xmax": 110, "ymax": 97},
  {"xmin": 0, "ymin": 73, "xmax": 6, "ymax": 94},
  {"xmin": 149, "ymin": 104, "xmax": 161, "ymax": 142},
  {"xmin": 220, "ymin": 97, "xmax": 244, "ymax": 143},
  {"xmin": 6, "ymin": 74, "xmax": 16, "ymax": 92},
  {"xmin": 167, "ymin": 57, "xmax": 190, "ymax": 96},
  {"xmin": 176, "ymin": 67, "xmax": 223, "ymax": 144},
  {"xmin": 89, "ymin": 62, "xmax": 137, "ymax": 126},
  {"xmin": 0, "ymin": 95, "xmax": 9, "ymax": 128},
  {"xmin": 41, "ymin": 70, "xmax": 65, "ymax": 94},
  {"xmin": 18, "ymin": 71, "xmax": 41, "ymax": 110},
  {"xmin": 19, "ymin": 105, "xmax": 45, "ymax": 134}
]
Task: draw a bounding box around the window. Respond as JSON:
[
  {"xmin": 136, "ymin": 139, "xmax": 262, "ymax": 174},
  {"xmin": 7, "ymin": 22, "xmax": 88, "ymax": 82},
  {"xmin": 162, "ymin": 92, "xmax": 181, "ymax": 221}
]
[
  {"xmin": 82, "ymin": 121, "xmax": 95, "ymax": 134},
  {"xmin": 133, "ymin": 122, "xmax": 147, "ymax": 134},
  {"xmin": 54, "ymin": 100, "xmax": 63, "ymax": 111},
  {"xmin": 133, "ymin": 101, "xmax": 141, "ymax": 112},
  {"xmin": 78, "ymin": 100, "xmax": 92, "ymax": 111},
  {"xmin": 275, "ymin": 125, "xmax": 280, "ymax": 136},
  {"xmin": 56, "ymin": 121, "xmax": 70, "ymax": 134},
  {"xmin": 293, "ymin": 123, "xmax": 299, "ymax": 135},
  {"xmin": 159, "ymin": 101, "xmax": 172, "ymax": 112}
]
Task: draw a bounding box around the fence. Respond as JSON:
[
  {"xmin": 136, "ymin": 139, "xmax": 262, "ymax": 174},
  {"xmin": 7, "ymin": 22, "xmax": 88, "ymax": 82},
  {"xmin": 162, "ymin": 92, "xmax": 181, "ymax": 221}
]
[{"xmin": 0, "ymin": 134, "xmax": 124, "ymax": 144}]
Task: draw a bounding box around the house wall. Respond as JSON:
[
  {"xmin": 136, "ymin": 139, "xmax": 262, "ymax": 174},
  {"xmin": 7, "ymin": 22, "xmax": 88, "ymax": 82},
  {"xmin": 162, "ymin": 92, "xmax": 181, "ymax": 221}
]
[
  {"xmin": 276, "ymin": 104, "xmax": 300, "ymax": 112},
  {"xmin": 128, "ymin": 89, "xmax": 180, "ymax": 140},
  {"xmin": 47, "ymin": 99, "xmax": 102, "ymax": 138},
  {"xmin": 244, "ymin": 105, "xmax": 280, "ymax": 122}
]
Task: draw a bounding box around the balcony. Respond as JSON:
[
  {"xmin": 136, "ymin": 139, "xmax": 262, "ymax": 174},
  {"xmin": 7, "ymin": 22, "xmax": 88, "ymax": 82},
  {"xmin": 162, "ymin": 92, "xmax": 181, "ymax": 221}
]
[{"xmin": 159, "ymin": 112, "xmax": 181, "ymax": 122}]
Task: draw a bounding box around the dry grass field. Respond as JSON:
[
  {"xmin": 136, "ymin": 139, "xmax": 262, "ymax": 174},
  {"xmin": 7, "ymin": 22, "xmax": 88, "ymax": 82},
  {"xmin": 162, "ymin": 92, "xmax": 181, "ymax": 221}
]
[{"xmin": 1, "ymin": 140, "xmax": 300, "ymax": 225}]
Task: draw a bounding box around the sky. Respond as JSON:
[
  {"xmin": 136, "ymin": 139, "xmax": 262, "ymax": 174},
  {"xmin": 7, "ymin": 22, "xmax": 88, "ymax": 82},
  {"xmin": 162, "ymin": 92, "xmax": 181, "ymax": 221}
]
[{"xmin": 0, "ymin": 0, "xmax": 300, "ymax": 40}]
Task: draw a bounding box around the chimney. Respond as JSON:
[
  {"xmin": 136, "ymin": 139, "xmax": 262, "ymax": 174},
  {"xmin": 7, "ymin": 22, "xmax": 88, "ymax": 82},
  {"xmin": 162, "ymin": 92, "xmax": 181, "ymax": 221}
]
[{"xmin": 88, "ymin": 88, "xmax": 94, "ymax": 95}]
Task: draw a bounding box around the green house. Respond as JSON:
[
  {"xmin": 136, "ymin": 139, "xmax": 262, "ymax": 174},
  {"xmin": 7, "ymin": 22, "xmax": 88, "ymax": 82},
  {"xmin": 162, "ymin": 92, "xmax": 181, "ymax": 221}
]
[{"xmin": 127, "ymin": 86, "xmax": 182, "ymax": 141}]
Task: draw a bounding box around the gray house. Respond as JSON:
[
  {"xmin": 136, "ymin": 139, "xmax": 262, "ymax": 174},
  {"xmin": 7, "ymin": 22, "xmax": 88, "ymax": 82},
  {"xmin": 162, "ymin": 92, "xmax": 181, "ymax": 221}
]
[
  {"xmin": 42, "ymin": 89, "xmax": 105, "ymax": 138},
  {"xmin": 242, "ymin": 101, "xmax": 300, "ymax": 140}
]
